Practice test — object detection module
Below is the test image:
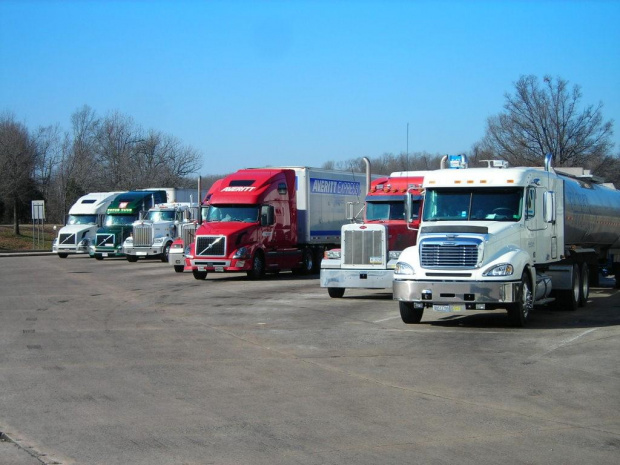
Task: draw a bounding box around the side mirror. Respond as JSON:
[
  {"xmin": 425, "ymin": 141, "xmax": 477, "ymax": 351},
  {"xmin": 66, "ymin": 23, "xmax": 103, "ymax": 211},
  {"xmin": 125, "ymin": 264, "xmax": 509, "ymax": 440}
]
[
  {"xmin": 261, "ymin": 205, "xmax": 275, "ymax": 226},
  {"xmin": 544, "ymin": 191, "xmax": 556, "ymax": 223}
]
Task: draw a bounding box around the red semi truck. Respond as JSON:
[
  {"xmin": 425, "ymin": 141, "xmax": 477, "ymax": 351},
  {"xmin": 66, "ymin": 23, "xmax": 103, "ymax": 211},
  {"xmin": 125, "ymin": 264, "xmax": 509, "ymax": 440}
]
[
  {"xmin": 320, "ymin": 171, "xmax": 426, "ymax": 297},
  {"xmin": 185, "ymin": 166, "xmax": 371, "ymax": 280}
]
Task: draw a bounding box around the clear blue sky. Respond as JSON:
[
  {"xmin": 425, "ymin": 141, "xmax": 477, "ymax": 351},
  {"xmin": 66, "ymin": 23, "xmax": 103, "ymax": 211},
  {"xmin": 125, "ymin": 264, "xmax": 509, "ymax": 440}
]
[{"xmin": 1, "ymin": 0, "xmax": 619, "ymax": 176}]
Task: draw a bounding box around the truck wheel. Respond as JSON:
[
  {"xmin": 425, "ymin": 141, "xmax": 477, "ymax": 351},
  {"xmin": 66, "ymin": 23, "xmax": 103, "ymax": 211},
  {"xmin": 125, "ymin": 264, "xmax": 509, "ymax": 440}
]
[
  {"xmin": 399, "ymin": 301, "xmax": 423, "ymax": 324},
  {"xmin": 58, "ymin": 253, "xmax": 68, "ymax": 259},
  {"xmin": 193, "ymin": 270, "xmax": 207, "ymax": 280},
  {"xmin": 507, "ymin": 272, "xmax": 533, "ymax": 327},
  {"xmin": 247, "ymin": 252, "xmax": 265, "ymax": 280},
  {"xmin": 578, "ymin": 263, "xmax": 589, "ymax": 307},
  {"xmin": 174, "ymin": 265, "xmax": 184, "ymax": 273},
  {"xmin": 161, "ymin": 243, "xmax": 171, "ymax": 263},
  {"xmin": 127, "ymin": 255, "xmax": 138, "ymax": 262},
  {"xmin": 94, "ymin": 254, "xmax": 104, "ymax": 261},
  {"xmin": 556, "ymin": 264, "xmax": 579, "ymax": 311},
  {"xmin": 328, "ymin": 287, "xmax": 345, "ymax": 298},
  {"xmin": 301, "ymin": 248, "xmax": 314, "ymax": 275}
]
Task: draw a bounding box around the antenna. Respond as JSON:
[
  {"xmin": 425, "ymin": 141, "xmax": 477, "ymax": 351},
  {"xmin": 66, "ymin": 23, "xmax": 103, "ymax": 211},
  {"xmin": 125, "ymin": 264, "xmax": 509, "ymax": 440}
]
[{"xmin": 406, "ymin": 122, "xmax": 409, "ymax": 172}]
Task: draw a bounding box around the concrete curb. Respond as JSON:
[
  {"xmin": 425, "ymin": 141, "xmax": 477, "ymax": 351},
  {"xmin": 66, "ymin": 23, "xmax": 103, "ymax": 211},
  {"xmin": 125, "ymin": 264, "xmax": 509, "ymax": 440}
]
[{"xmin": 0, "ymin": 251, "xmax": 54, "ymax": 258}]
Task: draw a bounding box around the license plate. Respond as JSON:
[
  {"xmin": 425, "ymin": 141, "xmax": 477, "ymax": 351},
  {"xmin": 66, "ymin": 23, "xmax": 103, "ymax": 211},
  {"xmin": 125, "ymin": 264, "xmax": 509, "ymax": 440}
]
[
  {"xmin": 198, "ymin": 266, "xmax": 206, "ymax": 271},
  {"xmin": 214, "ymin": 266, "xmax": 224, "ymax": 272},
  {"xmin": 433, "ymin": 304, "xmax": 463, "ymax": 312},
  {"xmin": 102, "ymin": 253, "xmax": 108, "ymax": 257},
  {"xmin": 137, "ymin": 252, "xmax": 147, "ymax": 256}
]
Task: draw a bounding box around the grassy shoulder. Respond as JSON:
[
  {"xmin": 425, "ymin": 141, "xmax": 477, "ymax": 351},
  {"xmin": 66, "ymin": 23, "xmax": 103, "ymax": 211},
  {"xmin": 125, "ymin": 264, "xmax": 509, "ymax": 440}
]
[{"xmin": 0, "ymin": 224, "xmax": 61, "ymax": 251}]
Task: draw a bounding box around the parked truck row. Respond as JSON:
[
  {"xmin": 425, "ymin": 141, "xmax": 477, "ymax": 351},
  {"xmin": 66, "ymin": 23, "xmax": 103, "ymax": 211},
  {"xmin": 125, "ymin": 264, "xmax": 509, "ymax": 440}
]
[{"xmin": 52, "ymin": 157, "xmax": 620, "ymax": 328}]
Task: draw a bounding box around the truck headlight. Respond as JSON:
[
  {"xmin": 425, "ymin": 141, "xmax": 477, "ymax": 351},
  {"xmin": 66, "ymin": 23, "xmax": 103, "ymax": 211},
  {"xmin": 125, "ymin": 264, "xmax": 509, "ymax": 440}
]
[
  {"xmin": 388, "ymin": 251, "xmax": 401, "ymax": 260},
  {"xmin": 394, "ymin": 261, "xmax": 415, "ymax": 275},
  {"xmin": 153, "ymin": 237, "xmax": 164, "ymax": 244},
  {"xmin": 233, "ymin": 247, "xmax": 250, "ymax": 259},
  {"xmin": 324, "ymin": 249, "xmax": 341, "ymax": 259},
  {"xmin": 185, "ymin": 245, "xmax": 192, "ymax": 257},
  {"xmin": 79, "ymin": 238, "xmax": 90, "ymax": 246},
  {"xmin": 125, "ymin": 237, "xmax": 133, "ymax": 245},
  {"xmin": 483, "ymin": 263, "xmax": 514, "ymax": 276}
]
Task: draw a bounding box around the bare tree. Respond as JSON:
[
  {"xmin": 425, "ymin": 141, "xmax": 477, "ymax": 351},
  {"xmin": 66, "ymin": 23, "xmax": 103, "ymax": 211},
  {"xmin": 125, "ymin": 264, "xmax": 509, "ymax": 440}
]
[
  {"xmin": 0, "ymin": 113, "xmax": 36, "ymax": 234},
  {"xmin": 481, "ymin": 75, "xmax": 614, "ymax": 168}
]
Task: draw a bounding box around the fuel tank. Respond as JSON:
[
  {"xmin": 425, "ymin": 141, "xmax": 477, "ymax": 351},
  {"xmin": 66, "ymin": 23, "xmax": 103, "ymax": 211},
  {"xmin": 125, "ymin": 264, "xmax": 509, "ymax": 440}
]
[{"xmin": 563, "ymin": 175, "xmax": 620, "ymax": 249}]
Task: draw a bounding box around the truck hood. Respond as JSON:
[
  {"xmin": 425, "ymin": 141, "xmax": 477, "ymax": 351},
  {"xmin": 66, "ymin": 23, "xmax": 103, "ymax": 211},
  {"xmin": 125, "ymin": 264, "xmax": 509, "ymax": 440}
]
[
  {"xmin": 197, "ymin": 222, "xmax": 257, "ymax": 237},
  {"xmin": 420, "ymin": 220, "xmax": 519, "ymax": 237},
  {"xmin": 58, "ymin": 224, "xmax": 98, "ymax": 236}
]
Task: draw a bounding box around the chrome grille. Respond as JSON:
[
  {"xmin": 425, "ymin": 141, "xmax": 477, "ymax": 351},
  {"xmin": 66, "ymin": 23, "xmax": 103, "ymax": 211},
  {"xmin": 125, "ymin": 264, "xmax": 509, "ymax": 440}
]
[
  {"xmin": 180, "ymin": 223, "xmax": 198, "ymax": 246},
  {"xmin": 420, "ymin": 241, "xmax": 479, "ymax": 268},
  {"xmin": 133, "ymin": 224, "xmax": 153, "ymax": 247},
  {"xmin": 96, "ymin": 233, "xmax": 115, "ymax": 247},
  {"xmin": 343, "ymin": 229, "xmax": 385, "ymax": 266},
  {"xmin": 195, "ymin": 235, "xmax": 226, "ymax": 257},
  {"xmin": 59, "ymin": 233, "xmax": 76, "ymax": 245}
]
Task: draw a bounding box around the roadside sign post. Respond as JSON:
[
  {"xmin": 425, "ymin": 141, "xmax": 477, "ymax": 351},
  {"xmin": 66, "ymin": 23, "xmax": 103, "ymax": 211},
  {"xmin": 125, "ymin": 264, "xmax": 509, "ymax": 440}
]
[{"xmin": 31, "ymin": 200, "xmax": 45, "ymax": 250}]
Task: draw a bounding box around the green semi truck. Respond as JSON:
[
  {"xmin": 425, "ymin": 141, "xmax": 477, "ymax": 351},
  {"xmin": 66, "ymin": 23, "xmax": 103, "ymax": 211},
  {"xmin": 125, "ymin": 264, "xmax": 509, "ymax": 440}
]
[{"xmin": 91, "ymin": 190, "xmax": 168, "ymax": 260}]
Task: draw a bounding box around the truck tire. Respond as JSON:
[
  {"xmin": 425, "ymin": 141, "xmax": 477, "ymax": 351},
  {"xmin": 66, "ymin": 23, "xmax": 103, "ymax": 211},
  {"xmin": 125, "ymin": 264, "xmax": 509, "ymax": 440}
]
[
  {"xmin": 94, "ymin": 254, "xmax": 104, "ymax": 261},
  {"xmin": 161, "ymin": 243, "xmax": 171, "ymax": 263},
  {"xmin": 174, "ymin": 265, "xmax": 184, "ymax": 273},
  {"xmin": 578, "ymin": 262, "xmax": 589, "ymax": 307},
  {"xmin": 507, "ymin": 272, "xmax": 533, "ymax": 327},
  {"xmin": 247, "ymin": 252, "xmax": 265, "ymax": 280},
  {"xmin": 399, "ymin": 301, "xmax": 423, "ymax": 324},
  {"xmin": 555, "ymin": 264, "xmax": 579, "ymax": 311},
  {"xmin": 58, "ymin": 253, "xmax": 68, "ymax": 259},
  {"xmin": 127, "ymin": 255, "xmax": 138, "ymax": 262},
  {"xmin": 328, "ymin": 287, "xmax": 345, "ymax": 298},
  {"xmin": 193, "ymin": 270, "xmax": 207, "ymax": 280}
]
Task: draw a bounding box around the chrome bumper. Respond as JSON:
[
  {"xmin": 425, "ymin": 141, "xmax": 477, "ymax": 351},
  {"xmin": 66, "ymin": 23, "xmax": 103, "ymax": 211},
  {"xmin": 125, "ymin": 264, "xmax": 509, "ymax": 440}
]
[
  {"xmin": 320, "ymin": 269, "xmax": 393, "ymax": 289},
  {"xmin": 393, "ymin": 279, "xmax": 520, "ymax": 304}
]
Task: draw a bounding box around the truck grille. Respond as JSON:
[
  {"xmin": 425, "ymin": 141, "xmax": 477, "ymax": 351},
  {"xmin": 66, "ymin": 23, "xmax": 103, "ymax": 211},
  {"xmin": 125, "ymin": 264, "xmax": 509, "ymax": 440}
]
[
  {"xmin": 343, "ymin": 228, "xmax": 385, "ymax": 266},
  {"xmin": 59, "ymin": 233, "xmax": 76, "ymax": 245},
  {"xmin": 133, "ymin": 224, "xmax": 153, "ymax": 247},
  {"xmin": 96, "ymin": 233, "xmax": 115, "ymax": 247},
  {"xmin": 180, "ymin": 223, "xmax": 198, "ymax": 246},
  {"xmin": 195, "ymin": 235, "xmax": 226, "ymax": 257},
  {"xmin": 420, "ymin": 241, "xmax": 479, "ymax": 268}
]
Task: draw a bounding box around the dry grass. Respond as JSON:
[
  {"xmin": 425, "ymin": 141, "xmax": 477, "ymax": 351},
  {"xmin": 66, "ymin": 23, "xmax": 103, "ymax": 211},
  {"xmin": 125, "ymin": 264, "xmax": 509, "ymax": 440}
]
[{"xmin": 0, "ymin": 224, "xmax": 61, "ymax": 251}]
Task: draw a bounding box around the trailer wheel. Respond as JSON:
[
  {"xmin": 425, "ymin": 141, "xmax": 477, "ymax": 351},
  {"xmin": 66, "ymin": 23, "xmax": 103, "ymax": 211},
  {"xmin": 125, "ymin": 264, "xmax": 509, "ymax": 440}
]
[
  {"xmin": 507, "ymin": 272, "xmax": 533, "ymax": 327},
  {"xmin": 127, "ymin": 255, "xmax": 138, "ymax": 262},
  {"xmin": 578, "ymin": 263, "xmax": 589, "ymax": 307},
  {"xmin": 399, "ymin": 301, "xmax": 423, "ymax": 324},
  {"xmin": 174, "ymin": 265, "xmax": 184, "ymax": 273},
  {"xmin": 193, "ymin": 270, "xmax": 207, "ymax": 280},
  {"xmin": 161, "ymin": 243, "xmax": 171, "ymax": 263},
  {"xmin": 555, "ymin": 264, "xmax": 579, "ymax": 311},
  {"xmin": 247, "ymin": 252, "xmax": 265, "ymax": 280},
  {"xmin": 58, "ymin": 253, "xmax": 68, "ymax": 259},
  {"xmin": 328, "ymin": 287, "xmax": 345, "ymax": 298}
]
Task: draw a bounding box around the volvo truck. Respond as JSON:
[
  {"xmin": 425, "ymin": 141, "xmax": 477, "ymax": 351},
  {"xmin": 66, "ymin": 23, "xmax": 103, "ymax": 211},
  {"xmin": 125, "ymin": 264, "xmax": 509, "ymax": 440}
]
[
  {"xmin": 52, "ymin": 192, "xmax": 123, "ymax": 258},
  {"xmin": 185, "ymin": 166, "xmax": 370, "ymax": 280}
]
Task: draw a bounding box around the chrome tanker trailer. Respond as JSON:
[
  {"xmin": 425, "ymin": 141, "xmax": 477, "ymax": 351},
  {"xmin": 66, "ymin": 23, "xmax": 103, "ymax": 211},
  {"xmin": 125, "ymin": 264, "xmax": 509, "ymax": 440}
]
[{"xmin": 393, "ymin": 155, "xmax": 620, "ymax": 327}]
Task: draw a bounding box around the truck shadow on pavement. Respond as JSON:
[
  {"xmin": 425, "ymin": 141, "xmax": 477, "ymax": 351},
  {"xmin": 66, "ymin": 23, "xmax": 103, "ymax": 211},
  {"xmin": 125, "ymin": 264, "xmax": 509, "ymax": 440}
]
[{"xmin": 428, "ymin": 288, "xmax": 620, "ymax": 330}]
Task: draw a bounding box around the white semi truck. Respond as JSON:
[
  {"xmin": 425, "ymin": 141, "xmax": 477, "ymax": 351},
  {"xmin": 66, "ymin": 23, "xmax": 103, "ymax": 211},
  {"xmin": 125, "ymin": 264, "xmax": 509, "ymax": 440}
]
[
  {"xmin": 52, "ymin": 192, "xmax": 123, "ymax": 258},
  {"xmin": 393, "ymin": 154, "xmax": 620, "ymax": 326},
  {"xmin": 122, "ymin": 188, "xmax": 199, "ymax": 262}
]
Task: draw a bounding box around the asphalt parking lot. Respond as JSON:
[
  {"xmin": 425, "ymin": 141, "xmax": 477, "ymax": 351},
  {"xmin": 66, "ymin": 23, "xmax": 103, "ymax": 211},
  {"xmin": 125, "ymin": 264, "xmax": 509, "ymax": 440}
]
[{"xmin": 1, "ymin": 254, "xmax": 619, "ymax": 465}]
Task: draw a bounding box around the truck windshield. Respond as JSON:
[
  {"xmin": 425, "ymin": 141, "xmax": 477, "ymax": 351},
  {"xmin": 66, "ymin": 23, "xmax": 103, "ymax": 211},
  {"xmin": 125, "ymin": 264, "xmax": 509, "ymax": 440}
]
[
  {"xmin": 68, "ymin": 214, "xmax": 97, "ymax": 225},
  {"xmin": 146, "ymin": 210, "xmax": 176, "ymax": 222},
  {"xmin": 206, "ymin": 205, "xmax": 259, "ymax": 223},
  {"xmin": 423, "ymin": 188, "xmax": 523, "ymax": 222},
  {"xmin": 366, "ymin": 200, "xmax": 420, "ymax": 221},
  {"xmin": 104, "ymin": 215, "xmax": 137, "ymax": 226}
]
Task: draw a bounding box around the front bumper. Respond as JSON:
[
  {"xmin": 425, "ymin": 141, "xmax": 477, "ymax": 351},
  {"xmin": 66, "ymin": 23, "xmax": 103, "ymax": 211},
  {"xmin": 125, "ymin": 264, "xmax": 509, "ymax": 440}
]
[
  {"xmin": 320, "ymin": 268, "xmax": 393, "ymax": 289},
  {"xmin": 190, "ymin": 258, "xmax": 247, "ymax": 272},
  {"xmin": 393, "ymin": 279, "xmax": 520, "ymax": 307},
  {"xmin": 123, "ymin": 245, "xmax": 164, "ymax": 257},
  {"xmin": 55, "ymin": 245, "xmax": 90, "ymax": 255}
]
